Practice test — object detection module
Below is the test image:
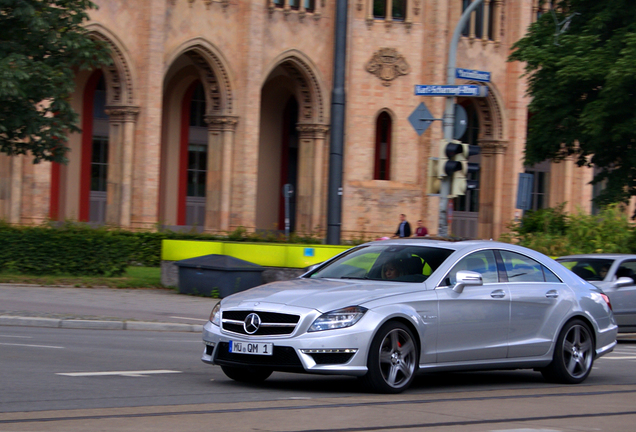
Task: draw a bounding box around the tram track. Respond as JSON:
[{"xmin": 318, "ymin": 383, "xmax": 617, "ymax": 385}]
[{"xmin": 3, "ymin": 385, "xmax": 636, "ymax": 427}]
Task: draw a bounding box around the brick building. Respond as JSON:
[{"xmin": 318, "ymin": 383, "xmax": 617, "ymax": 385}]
[{"xmin": 0, "ymin": 0, "xmax": 596, "ymax": 240}]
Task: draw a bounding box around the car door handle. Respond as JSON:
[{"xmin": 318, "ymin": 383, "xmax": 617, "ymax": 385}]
[
  {"xmin": 546, "ymin": 290, "xmax": 559, "ymax": 298},
  {"xmin": 490, "ymin": 289, "xmax": 506, "ymax": 298}
]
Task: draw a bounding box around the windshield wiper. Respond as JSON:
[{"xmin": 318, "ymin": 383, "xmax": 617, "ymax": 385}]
[{"xmin": 340, "ymin": 276, "xmax": 369, "ymax": 280}]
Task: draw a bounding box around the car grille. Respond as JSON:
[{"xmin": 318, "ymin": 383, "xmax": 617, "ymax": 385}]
[
  {"xmin": 221, "ymin": 310, "xmax": 300, "ymax": 336},
  {"xmin": 215, "ymin": 342, "xmax": 303, "ymax": 370}
]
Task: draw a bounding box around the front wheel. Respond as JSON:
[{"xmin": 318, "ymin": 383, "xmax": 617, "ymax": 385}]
[
  {"xmin": 360, "ymin": 321, "xmax": 418, "ymax": 393},
  {"xmin": 220, "ymin": 365, "xmax": 273, "ymax": 383},
  {"xmin": 541, "ymin": 319, "xmax": 594, "ymax": 384}
]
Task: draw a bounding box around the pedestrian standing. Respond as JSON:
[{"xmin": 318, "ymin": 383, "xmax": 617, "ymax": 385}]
[
  {"xmin": 415, "ymin": 220, "xmax": 428, "ymax": 237},
  {"xmin": 393, "ymin": 214, "xmax": 411, "ymax": 238}
]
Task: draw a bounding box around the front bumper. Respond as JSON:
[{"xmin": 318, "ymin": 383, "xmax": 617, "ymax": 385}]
[{"xmin": 201, "ymin": 320, "xmax": 372, "ymax": 376}]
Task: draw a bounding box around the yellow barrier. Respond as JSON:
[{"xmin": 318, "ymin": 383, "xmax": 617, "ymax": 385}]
[{"xmin": 161, "ymin": 240, "xmax": 351, "ymax": 268}]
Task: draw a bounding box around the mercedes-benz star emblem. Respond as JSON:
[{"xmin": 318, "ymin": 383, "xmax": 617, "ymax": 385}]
[{"xmin": 244, "ymin": 313, "xmax": 261, "ymax": 334}]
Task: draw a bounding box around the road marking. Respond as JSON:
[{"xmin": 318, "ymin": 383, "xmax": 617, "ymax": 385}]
[
  {"xmin": 602, "ymin": 356, "xmax": 636, "ymax": 360},
  {"xmin": 56, "ymin": 370, "xmax": 182, "ymax": 377},
  {"xmin": 0, "ymin": 335, "xmax": 32, "ymax": 339},
  {"xmin": 0, "ymin": 342, "xmax": 63, "ymax": 349},
  {"xmin": 169, "ymin": 316, "xmax": 208, "ymax": 322}
]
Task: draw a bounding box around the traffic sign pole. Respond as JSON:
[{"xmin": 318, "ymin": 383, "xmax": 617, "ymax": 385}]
[{"xmin": 438, "ymin": 0, "xmax": 485, "ymax": 238}]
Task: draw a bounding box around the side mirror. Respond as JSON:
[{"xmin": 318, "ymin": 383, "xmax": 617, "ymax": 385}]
[
  {"xmin": 614, "ymin": 277, "xmax": 634, "ymax": 288},
  {"xmin": 453, "ymin": 270, "xmax": 483, "ymax": 293}
]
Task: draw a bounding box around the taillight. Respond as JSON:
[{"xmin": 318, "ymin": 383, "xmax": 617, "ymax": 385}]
[{"xmin": 600, "ymin": 293, "xmax": 612, "ymax": 311}]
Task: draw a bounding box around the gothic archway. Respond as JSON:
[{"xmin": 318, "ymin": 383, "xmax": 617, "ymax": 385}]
[
  {"xmin": 159, "ymin": 40, "xmax": 236, "ymax": 232},
  {"xmin": 50, "ymin": 27, "xmax": 138, "ymax": 227},
  {"xmin": 456, "ymin": 81, "xmax": 508, "ymax": 240},
  {"xmin": 256, "ymin": 53, "xmax": 328, "ymax": 235}
]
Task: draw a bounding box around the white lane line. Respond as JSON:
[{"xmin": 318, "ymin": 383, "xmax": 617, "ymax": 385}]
[
  {"xmin": 602, "ymin": 356, "xmax": 636, "ymax": 360},
  {"xmin": 0, "ymin": 335, "xmax": 33, "ymax": 339},
  {"xmin": 169, "ymin": 316, "xmax": 208, "ymax": 322},
  {"xmin": 56, "ymin": 370, "xmax": 182, "ymax": 377},
  {"xmin": 0, "ymin": 342, "xmax": 63, "ymax": 349}
]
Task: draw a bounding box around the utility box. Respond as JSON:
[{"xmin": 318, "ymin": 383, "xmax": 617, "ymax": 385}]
[{"xmin": 175, "ymin": 254, "xmax": 265, "ymax": 298}]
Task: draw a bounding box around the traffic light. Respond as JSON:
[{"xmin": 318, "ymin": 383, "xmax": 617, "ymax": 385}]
[
  {"xmin": 439, "ymin": 139, "xmax": 480, "ymax": 198},
  {"xmin": 426, "ymin": 158, "xmax": 441, "ymax": 194}
]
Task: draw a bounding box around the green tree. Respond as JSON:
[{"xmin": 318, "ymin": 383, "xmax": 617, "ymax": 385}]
[
  {"xmin": 509, "ymin": 0, "xmax": 636, "ymax": 208},
  {"xmin": 0, "ymin": 0, "xmax": 111, "ymax": 164}
]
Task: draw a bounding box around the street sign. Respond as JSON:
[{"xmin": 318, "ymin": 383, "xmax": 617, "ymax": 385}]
[
  {"xmin": 415, "ymin": 85, "xmax": 489, "ymax": 97},
  {"xmin": 408, "ymin": 102, "xmax": 440, "ymax": 136},
  {"xmin": 456, "ymin": 68, "xmax": 491, "ymax": 82}
]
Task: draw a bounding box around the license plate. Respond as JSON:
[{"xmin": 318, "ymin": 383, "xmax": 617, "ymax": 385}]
[{"xmin": 229, "ymin": 341, "xmax": 273, "ymax": 356}]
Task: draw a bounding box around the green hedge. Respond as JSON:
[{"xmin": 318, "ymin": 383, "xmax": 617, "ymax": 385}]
[
  {"xmin": 500, "ymin": 204, "xmax": 635, "ymax": 257},
  {"xmin": 0, "ymin": 223, "xmax": 135, "ymax": 276},
  {"xmin": 0, "ymin": 222, "xmax": 326, "ymax": 276}
]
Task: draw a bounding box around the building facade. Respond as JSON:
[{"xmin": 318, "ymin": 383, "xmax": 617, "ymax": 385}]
[{"xmin": 0, "ymin": 0, "xmax": 596, "ymax": 240}]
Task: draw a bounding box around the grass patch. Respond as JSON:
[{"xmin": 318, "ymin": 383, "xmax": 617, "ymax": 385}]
[{"xmin": 0, "ymin": 266, "xmax": 164, "ymax": 289}]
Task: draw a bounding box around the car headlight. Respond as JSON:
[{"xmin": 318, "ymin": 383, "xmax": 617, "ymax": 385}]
[
  {"xmin": 209, "ymin": 303, "xmax": 221, "ymax": 326},
  {"xmin": 308, "ymin": 306, "xmax": 367, "ymax": 332}
]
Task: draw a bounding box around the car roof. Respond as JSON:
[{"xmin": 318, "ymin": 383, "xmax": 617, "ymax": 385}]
[
  {"xmin": 557, "ymin": 254, "xmax": 636, "ymax": 260},
  {"xmin": 361, "ymin": 238, "xmax": 526, "ymax": 253}
]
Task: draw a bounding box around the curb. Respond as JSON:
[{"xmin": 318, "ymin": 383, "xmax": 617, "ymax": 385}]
[{"xmin": 0, "ymin": 315, "xmax": 203, "ymax": 333}]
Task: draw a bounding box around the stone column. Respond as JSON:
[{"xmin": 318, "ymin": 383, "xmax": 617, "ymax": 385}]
[
  {"xmin": 9, "ymin": 155, "xmax": 23, "ymax": 224},
  {"xmin": 478, "ymin": 139, "xmax": 508, "ymax": 240},
  {"xmin": 104, "ymin": 105, "xmax": 140, "ymax": 227},
  {"xmin": 204, "ymin": 115, "xmax": 238, "ymax": 232},
  {"xmin": 297, "ymin": 124, "xmax": 329, "ymax": 235}
]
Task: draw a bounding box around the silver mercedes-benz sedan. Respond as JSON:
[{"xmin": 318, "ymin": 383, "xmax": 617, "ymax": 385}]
[
  {"xmin": 556, "ymin": 254, "xmax": 636, "ymax": 333},
  {"xmin": 202, "ymin": 240, "xmax": 617, "ymax": 393}
]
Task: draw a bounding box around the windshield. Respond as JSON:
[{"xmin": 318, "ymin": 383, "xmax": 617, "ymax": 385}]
[
  {"xmin": 557, "ymin": 258, "xmax": 614, "ymax": 281},
  {"xmin": 307, "ymin": 245, "xmax": 454, "ymax": 283}
]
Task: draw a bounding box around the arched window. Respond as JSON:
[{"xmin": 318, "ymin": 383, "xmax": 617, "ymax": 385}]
[
  {"xmin": 272, "ymin": 0, "xmax": 314, "ymax": 12},
  {"xmin": 78, "ymin": 70, "xmax": 109, "ymax": 223},
  {"xmin": 178, "ymin": 81, "xmax": 207, "ymax": 227},
  {"xmin": 461, "ymin": 0, "xmax": 502, "ymax": 43},
  {"xmin": 373, "ymin": 0, "xmax": 407, "ymax": 21},
  {"xmin": 392, "ymin": 0, "xmax": 406, "ymax": 20},
  {"xmin": 374, "ymin": 112, "xmax": 392, "ymax": 180},
  {"xmin": 90, "ymin": 75, "xmax": 109, "ymax": 223},
  {"xmin": 373, "ymin": 0, "xmax": 387, "ymax": 18}
]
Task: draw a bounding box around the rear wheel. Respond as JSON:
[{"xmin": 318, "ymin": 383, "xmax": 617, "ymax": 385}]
[
  {"xmin": 361, "ymin": 321, "xmax": 418, "ymax": 393},
  {"xmin": 220, "ymin": 365, "xmax": 273, "ymax": 383},
  {"xmin": 542, "ymin": 319, "xmax": 594, "ymax": 384}
]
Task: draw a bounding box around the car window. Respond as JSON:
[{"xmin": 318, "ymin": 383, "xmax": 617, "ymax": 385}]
[
  {"xmin": 309, "ymin": 245, "xmax": 453, "ymax": 283},
  {"xmin": 500, "ymin": 251, "xmax": 546, "ymax": 282},
  {"xmin": 441, "ymin": 250, "xmax": 498, "ymax": 287},
  {"xmin": 616, "ymin": 261, "xmax": 636, "ymax": 283},
  {"xmin": 556, "ymin": 258, "xmax": 614, "ymax": 281},
  {"xmin": 543, "ymin": 266, "xmax": 562, "ymax": 282}
]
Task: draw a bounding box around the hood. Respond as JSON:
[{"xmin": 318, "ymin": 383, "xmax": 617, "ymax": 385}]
[{"xmin": 220, "ymin": 278, "xmax": 426, "ymax": 312}]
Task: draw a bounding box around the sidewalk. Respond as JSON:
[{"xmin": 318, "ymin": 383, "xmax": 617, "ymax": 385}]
[
  {"xmin": 0, "ymin": 284, "xmax": 219, "ymax": 333},
  {"xmin": 3, "ymin": 283, "xmax": 636, "ymax": 340}
]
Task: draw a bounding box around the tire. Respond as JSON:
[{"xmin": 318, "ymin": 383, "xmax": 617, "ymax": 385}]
[
  {"xmin": 220, "ymin": 365, "xmax": 273, "ymax": 383},
  {"xmin": 361, "ymin": 321, "xmax": 418, "ymax": 393},
  {"xmin": 541, "ymin": 319, "xmax": 594, "ymax": 384}
]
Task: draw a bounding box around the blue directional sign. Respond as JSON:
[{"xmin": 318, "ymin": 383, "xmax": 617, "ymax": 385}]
[
  {"xmin": 415, "ymin": 85, "xmax": 489, "ymax": 97},
  {"xmin": 456, "ymin": 68, "xmax": 491, "ymax": 82},
  {"xmin": 408, "ymin": 102, "xmax": 440, "ymax": 136}
]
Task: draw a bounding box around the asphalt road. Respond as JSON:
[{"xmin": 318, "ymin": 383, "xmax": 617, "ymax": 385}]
[
  {"xmin": 3, "ymin": 284, "xmax": 636, "ymax": 431},
  {"xmin": 2, "ymin": 325, "xmax": 636, "ymax": 431}
]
